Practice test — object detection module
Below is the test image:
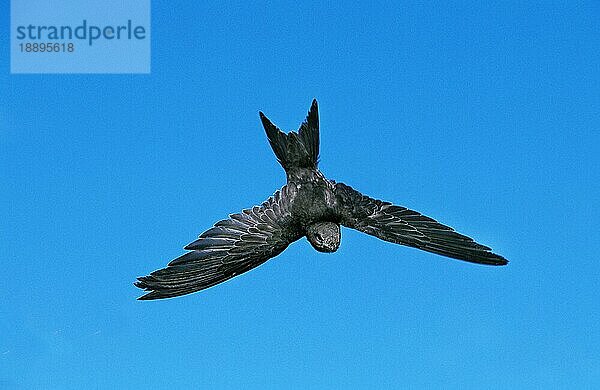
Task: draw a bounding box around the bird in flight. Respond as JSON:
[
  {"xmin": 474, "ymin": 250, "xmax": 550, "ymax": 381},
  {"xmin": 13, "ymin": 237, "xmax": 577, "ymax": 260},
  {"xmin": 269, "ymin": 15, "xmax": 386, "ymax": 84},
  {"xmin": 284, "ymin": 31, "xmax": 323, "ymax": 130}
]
[{"xmin": 135, "ymin": 100, "xmax": 507, "ymax": 300}]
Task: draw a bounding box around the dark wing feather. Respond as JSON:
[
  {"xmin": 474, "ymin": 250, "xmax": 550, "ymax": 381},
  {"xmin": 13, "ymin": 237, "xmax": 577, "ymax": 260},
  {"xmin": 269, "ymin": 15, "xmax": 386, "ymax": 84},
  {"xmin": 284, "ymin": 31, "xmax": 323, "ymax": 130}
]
[
  {"xmin": 334, "ymin": 182, "xmax": 508, "ymax": 265},
  {"xmin": 135, "ymin": 185, "xmax": 301, "ymax": 299}
]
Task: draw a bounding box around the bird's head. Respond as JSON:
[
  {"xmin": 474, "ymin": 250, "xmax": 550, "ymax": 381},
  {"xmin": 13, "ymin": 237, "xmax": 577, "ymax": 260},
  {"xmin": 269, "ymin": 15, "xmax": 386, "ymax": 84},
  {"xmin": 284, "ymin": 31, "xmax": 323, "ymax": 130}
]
[{"xmin": 306, "ymin": 222, "xmax": 341, "ymax": 253}]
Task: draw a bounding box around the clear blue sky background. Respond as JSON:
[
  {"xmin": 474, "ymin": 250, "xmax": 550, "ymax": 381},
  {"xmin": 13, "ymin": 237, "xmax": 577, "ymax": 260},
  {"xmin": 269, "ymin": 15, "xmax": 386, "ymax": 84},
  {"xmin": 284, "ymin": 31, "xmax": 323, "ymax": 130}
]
[{"xmin": 1, "ymin": 2, "xmax": 599, "ymax": 389}]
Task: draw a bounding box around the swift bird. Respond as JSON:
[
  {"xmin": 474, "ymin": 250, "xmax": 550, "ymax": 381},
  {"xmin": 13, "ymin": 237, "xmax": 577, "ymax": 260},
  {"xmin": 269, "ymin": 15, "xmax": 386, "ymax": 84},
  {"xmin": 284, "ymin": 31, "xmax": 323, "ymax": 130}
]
[{"xmin": 135, "ymin": 100, "xmax": 507, "ymax": 300}]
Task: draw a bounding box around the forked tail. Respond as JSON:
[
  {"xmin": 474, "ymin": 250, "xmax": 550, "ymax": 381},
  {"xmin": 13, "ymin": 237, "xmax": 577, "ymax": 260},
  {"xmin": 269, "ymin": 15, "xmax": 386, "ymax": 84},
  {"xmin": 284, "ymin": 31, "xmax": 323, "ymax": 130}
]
[{"xmin": 259, "ymin": 99, "xmax": 320, "ymax": 171}]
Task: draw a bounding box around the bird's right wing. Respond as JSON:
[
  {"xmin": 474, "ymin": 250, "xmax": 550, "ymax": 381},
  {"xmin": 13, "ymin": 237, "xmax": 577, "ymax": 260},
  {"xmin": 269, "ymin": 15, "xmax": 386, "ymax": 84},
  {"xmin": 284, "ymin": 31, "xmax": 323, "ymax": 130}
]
[
  {"xmin": 334, "ymin": 182, "xmax": 508, "ymax": 266},
  {"xmin": 135, "ymin": 185, "xmax": 302, "ymax": 300}
]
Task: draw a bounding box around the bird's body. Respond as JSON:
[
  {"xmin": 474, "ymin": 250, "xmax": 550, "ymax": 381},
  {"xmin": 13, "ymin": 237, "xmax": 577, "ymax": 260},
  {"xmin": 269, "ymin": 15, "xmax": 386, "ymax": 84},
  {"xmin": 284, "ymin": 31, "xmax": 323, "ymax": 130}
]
[
  {"xmin": 288, "ymin": 172, "xmax": 342, "ymax": 253},
  {"xmin": 136, "ymin": 100, "xmax": 507, "ymax": 300},
  {"xmin": 289, "ymin": 172, "xmax": 337, "ymax": 225}
]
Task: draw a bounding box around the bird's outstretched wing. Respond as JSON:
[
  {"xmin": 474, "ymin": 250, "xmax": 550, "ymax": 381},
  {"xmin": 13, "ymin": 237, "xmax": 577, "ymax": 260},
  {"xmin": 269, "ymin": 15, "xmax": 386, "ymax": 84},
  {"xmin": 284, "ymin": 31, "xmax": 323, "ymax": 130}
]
[
  {"xmin": 334, "ymin": 182, "xmax": 508, "ymax": 265},
  {"xmin": 135, "ymin": 185, "xmax": 301, "ymax": 300}
]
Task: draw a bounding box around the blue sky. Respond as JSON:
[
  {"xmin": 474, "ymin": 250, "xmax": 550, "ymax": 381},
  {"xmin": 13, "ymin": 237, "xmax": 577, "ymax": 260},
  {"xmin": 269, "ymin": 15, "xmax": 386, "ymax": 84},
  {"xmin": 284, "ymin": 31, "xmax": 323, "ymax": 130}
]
[{"xmin": 1, "ymin": 1, "xmax": 599, "ymax": 388}]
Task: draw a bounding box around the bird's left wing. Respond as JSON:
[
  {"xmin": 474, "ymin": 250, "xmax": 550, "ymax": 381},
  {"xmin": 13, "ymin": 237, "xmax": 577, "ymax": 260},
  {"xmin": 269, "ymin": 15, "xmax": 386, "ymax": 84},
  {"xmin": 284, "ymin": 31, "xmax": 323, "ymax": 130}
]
[
  {"xmin": 135, "ymin": 185, "xmax": 301, "ymax": 300},
  {"xmin": 334, "ymin": 182, "xmax": 508, "ymax": 266}
]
